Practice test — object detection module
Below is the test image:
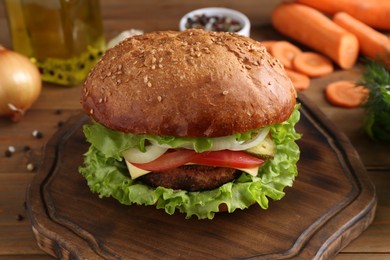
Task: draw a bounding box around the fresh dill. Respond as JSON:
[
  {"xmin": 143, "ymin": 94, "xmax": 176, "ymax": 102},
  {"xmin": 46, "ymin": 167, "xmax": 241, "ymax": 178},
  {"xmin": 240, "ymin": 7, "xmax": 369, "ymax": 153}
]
[{"xmin": 359, "ymin": 59, "xmax": 390, "ymax": 141}]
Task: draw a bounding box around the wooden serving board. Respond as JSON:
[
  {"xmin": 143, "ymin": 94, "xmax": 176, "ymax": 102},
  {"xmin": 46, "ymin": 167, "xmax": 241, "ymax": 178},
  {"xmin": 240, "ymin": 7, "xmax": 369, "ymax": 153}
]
[{"xmin": 26, "ymin": 94, "xmax": 376, "ymax": 259}]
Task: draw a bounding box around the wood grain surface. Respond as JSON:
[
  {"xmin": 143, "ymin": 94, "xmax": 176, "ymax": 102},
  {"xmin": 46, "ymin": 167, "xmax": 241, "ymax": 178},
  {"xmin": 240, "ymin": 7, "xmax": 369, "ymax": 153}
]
[
  {"xmin": 26, "ymin": 95, "xmax": 376, "ymax": 259},
  {"xmin": 0, "ymin": 1, "xmax": 389, "ymax": 259}
]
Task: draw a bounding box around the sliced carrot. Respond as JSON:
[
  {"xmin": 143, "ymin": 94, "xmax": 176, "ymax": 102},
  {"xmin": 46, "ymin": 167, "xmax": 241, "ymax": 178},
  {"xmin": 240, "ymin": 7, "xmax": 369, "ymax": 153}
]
[
  {"xmin": 296, "ymin": 0, "xmax": 390, "ymax": 30},
  {"xmin": 270, "ymin": 41, "xmax": 302, "ymax": 69},
  {"xmin": 261, "ymin": 40, "xmax": 277, "ymax": 53},
  {"xmin": 333, "ymin": 12, "xmax": 390, "ymax": 67},
  {"xmin": 325, "ymin": 80, "xmax": 369, "ymax": 108},
  {"xmin": 285, "ymin": 69, "xmax": 310, "ymax": 91},
  {"xmin": 292, "ymin": 52, "xmax": 334, "ymax": 78},
  {"xmin": 271, "ymin": 3, "xmax": 359, "ymax": 69}
]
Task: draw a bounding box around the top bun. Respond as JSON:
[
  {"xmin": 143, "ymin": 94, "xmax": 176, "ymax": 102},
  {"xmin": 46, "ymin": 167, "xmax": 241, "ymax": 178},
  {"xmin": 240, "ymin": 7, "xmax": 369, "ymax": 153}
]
[{"xmin": 82, "ymin": 29, "xmax": 296, "ymax": 137}]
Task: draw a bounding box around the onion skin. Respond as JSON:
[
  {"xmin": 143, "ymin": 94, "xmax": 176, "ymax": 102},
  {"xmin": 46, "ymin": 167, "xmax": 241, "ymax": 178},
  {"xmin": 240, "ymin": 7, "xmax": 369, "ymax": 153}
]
[{"xmin": 0, "ymin": 46, "xmax": 42, "ymax": 122}]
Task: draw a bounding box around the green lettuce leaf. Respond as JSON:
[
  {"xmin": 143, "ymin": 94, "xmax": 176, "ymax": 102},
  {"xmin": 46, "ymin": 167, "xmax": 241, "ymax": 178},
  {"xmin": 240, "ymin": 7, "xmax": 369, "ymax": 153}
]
[
  {"xmin": 83, "ymin": 122, "xmax": 268, "ymax": 158},
  {"xmin": 79, "ymin": 105, "xmax": 301, "ymax": 219}
]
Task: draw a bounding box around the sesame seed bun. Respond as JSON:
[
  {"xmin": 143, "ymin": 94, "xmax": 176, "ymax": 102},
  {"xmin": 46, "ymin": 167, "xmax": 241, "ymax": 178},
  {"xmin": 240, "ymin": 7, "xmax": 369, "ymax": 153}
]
[{"xmin": 82, "ymin": 29, "xmax": 296, "ymax": 137}]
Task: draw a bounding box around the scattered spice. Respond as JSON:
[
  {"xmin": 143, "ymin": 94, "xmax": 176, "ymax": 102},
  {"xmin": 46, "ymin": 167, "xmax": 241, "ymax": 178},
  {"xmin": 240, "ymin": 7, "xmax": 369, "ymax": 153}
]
[
  {"xmin": 32, "ymin": 130, "xmax": 43, "ymax": 139},
  {"xmin": 54, "ymin": 109, "xmax": 62, "ymax": 115},
  {"xmin": 185, "ymin": 14, "xmax": 243, "ymax": 33},
  {"xmin": 5, "ymin": 146, "xmax": 15, "ymax": 157},
  {"xmin": 26, "ymin": 162, "xmax": 35, "ymax": 172},
  {"xmin": 16, "ymin": 214, "xmax": 24, "ymax": 221},
  {"xmin": 57, "ymin": 120, "xmax": 64, "ymax": 127}
]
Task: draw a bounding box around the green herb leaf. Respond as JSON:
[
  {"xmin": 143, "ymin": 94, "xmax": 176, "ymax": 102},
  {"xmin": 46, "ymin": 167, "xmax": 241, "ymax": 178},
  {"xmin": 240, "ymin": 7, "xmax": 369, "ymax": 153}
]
[{"xmin": 360, "ymin": 59, "xmax": 390, "ymax": 141}]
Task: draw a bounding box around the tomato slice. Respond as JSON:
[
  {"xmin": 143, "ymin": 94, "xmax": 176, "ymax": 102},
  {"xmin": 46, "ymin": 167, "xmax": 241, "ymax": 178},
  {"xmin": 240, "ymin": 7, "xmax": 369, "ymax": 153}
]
[
  {"xmin": 131, "ymin": 149, "xmax": 197, "ymax": 171},
  {"xmin": 132, "ymin": 149, "xmax": 264, "ymax": 172},
  {"xmin": 192, "ymin": 150, "xmax": 264, "ymax": 169}
]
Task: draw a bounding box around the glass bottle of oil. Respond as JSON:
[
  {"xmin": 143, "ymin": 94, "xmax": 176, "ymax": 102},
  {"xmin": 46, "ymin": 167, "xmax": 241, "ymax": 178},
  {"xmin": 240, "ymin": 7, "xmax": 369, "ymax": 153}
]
[{"xmin": 4, "ymin": 0, "xmax": 106, "ymax": 86}]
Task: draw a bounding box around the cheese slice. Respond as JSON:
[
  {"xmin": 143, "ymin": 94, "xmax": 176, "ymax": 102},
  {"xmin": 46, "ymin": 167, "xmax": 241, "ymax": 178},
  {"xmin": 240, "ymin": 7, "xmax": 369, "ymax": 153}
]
[
  {"xmin": 125, "ymin": 160, "xmax": 151, "ymax": 179},
  {"xmin": 125, "ymin": 160, "xmax": 260, "ymax": 179}
]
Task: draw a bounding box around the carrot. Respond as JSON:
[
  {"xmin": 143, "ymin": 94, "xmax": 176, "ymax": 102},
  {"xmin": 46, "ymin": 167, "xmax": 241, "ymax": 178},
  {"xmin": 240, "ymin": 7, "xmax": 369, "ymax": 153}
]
[
  {"xmin": 333, "ymin": 12, "xmax": 390, "ymax": 67},
  {"xmin": 325, "ymin": 80, "xmax": 369, "ymax": 108},
  {"xmin": 261, "ymin": 40, "xmax": 277, "ymax": 53},
  {"xmin": 292, "ymin": 52, "xmax": 334, "ymax": 78},
  {"xmin": 270, "ymin": 41, "xmax": 302, "ymax": 69},
  {"xmin": 296, "ymin": 0, "xmax": 390, "ymax": 30},
  {"xmin": 285, "ymin": 69, "xmax": 310, "ymax": 91},
  {"xmin": 271, "ymin": 3, "xmax": 359, "ymax": 69}
]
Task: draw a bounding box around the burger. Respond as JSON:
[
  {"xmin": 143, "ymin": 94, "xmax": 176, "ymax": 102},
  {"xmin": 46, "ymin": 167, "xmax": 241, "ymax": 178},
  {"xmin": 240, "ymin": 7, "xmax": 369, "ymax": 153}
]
[{"xmin": 80, "ymin": 29, "xmax": 301, "ymax": 219}]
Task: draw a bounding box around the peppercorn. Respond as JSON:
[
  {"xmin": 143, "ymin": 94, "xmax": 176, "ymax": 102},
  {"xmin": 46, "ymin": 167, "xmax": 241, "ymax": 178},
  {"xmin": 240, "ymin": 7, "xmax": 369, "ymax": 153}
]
[
  {"xmin": 32, "ymin": 130, "xmax": 43, "ymax": 139},
  {"xmin": 185, "ymin": 14, "xmax": 243, "ymax": 33},
  {"xmin": 27, "ymin": 163, "xmax": 35, "ymax": 172},
  {"xmin": 16, "ymin": 214, "xmax": 24, "ymax": 221},
  {"xmin": 4, "ymin": 146, "xmax": 16, "ymax": 157}
]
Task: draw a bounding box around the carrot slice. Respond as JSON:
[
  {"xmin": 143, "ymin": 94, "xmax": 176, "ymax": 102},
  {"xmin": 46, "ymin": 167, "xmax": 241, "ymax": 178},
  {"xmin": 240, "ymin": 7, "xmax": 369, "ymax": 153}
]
[
  {"xmin": 261, "ymin": 40, "xmax": 277, "ymax": 53},
  {"xmin": 292, "ymin": 52, "xmax": 334, "ymax": 77},
  {"xmin": 270, "ymin": 41, "xmax": 302, "ymax": 69},
  {"xmin": 325, "ymin": 80, "xmax": 369, "ymax": 108},
  {"xmin": 285, "ymin": 69, "xmax": 310, "ymax": 91}
]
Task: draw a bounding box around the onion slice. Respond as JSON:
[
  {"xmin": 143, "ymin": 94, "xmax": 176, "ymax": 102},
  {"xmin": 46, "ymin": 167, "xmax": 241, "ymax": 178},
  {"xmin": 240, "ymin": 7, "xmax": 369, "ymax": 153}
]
[
  {"xmin": 122, "ymin": 145, "xmax": 168, "ymax": 164},
  {"xmin": 227, "ymin": 127, "xmax": 270, "ymax": 151},
  {"xmin": 151, "ymin": 127, "xmax": 270, "ymax": 151}
]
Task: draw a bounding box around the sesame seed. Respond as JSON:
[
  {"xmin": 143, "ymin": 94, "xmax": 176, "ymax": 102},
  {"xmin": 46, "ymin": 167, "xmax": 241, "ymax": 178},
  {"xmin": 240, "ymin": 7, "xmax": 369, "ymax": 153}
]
[
  {"xmin": 98, "ymin": 98, "xmax": 103, "ymax": 103},
  {"xmin": 147, "ymin": 82, "xmax": 152, "ymax": 87},
  {"xmin": 157, "ymin": 96, "xmax": 162, "ymax": 102},
  {"xmin": 222, "ymin": 90, "xmax": 229, "ymax": 95},
  {"xmin": 90, "ymin": 108, "xmax": 94, "ymax": 115},
  {"xmin": 144, "ymin": 76, "xmax": 148, "ymax": 83}
]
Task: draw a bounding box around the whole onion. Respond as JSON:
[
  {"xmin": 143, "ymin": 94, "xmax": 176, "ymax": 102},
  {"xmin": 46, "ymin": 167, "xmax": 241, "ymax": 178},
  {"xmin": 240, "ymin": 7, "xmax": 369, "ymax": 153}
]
[{"xmin": 0, "ymin": 46, "xmax": 42, "ymax": 122}]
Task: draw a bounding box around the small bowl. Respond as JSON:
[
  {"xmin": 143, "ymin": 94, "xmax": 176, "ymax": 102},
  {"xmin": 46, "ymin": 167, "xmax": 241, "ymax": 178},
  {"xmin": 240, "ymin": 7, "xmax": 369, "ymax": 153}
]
[{"xmin": 179, "ymin": 7, "xmax": 251, "ymax": 37}]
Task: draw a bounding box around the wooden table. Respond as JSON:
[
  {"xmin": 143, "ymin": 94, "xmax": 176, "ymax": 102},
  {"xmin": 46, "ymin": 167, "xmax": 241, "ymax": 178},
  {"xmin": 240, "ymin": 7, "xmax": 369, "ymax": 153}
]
[{"xmin": 0, "ymin": 1, "xmax": 389, "ymax": 259}]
